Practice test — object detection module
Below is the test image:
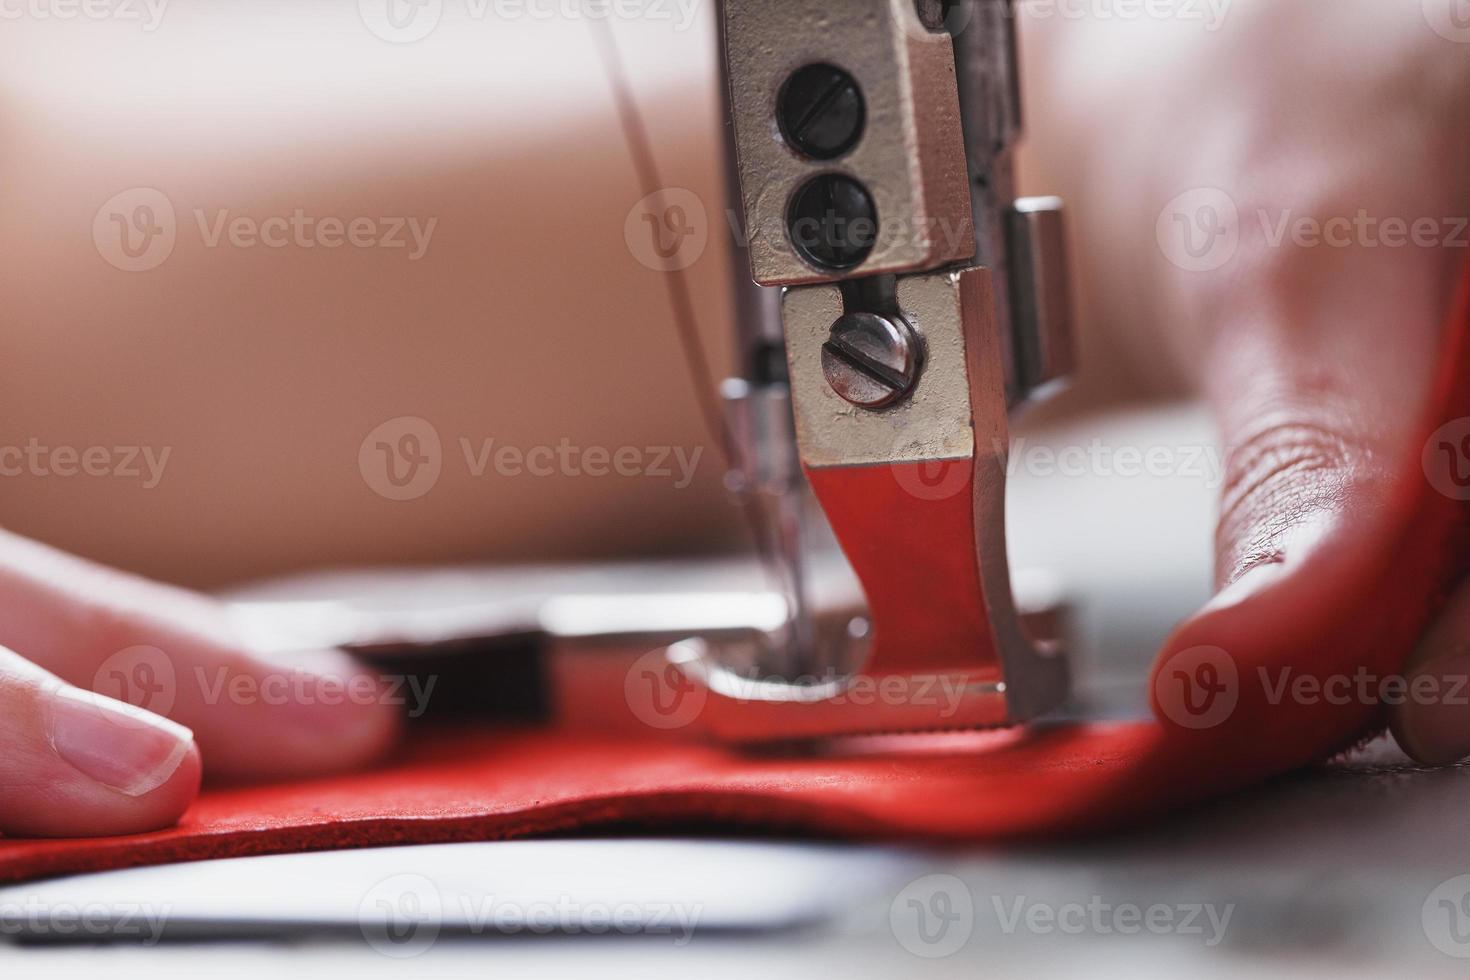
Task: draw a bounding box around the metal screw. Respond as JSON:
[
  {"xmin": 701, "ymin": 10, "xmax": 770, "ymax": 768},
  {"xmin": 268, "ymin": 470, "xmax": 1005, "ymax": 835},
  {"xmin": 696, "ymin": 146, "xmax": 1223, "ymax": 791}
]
[
  {"xmin": 777, "ymin": 63, "xmax": 865, "ymax": 161},
  {"xmin": 786, "ymin": 174, "xmax": 878, "ymax": 271},
  {"xmin": 821, "ymin": 312, "xmax": 921, "ymax": 409}
]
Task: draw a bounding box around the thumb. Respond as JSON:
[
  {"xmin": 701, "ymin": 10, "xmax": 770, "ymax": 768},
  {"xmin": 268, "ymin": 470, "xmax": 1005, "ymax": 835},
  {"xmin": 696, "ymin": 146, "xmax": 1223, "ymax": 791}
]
[
  {"xmin": 1148, "ymin": 252, "xmax": 1470, "ymax": 764},
  {"xmin": 0, "ymin": 646, "xmax": 201, "ymax": 837}
]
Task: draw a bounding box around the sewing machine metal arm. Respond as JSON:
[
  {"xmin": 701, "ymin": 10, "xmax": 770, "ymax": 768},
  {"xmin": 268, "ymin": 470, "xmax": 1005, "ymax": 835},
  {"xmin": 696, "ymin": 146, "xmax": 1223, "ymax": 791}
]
[{"xmin": 672, "ymin": 0, "xmax": 1074, "ymax": 740}]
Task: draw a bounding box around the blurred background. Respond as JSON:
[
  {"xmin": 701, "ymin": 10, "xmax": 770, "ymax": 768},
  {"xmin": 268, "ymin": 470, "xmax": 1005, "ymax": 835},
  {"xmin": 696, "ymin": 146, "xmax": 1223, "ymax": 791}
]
[{"xmin": 5, "ymin": 1, "xmax": 1467, "ymax": 976}]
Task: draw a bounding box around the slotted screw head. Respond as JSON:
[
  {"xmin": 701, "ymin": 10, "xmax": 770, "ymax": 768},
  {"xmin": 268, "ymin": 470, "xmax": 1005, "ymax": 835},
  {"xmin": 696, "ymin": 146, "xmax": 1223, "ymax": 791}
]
[
  {"xmin": 777, "ymin": 63, "xmax": 865, "ymax": 161},
  {"xmin": 820, "ymin": 312, "xmax": 920, "ymax": 409}
]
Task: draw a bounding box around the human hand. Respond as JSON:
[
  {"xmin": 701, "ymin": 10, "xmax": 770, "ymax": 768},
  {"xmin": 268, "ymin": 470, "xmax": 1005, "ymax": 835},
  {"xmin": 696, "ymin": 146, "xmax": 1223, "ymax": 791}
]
[
  {"xmin": 1020, "ymin": 3, "xmax": 1470, "ymax": 758},
  {"xmin": 0, "ymin": 530, "xmax": 398, "ymax": 837}
]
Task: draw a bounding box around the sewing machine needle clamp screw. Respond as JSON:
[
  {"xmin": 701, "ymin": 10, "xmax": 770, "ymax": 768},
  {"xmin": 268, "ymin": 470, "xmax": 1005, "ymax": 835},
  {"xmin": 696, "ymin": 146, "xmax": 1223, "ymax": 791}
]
[
  {"xmin": 820, "ymin": 311, "xmax": 920, "ymax": 409},
  {"xmin": 777, "ymin": 63, "xmax": 865, "ymax": 161}
]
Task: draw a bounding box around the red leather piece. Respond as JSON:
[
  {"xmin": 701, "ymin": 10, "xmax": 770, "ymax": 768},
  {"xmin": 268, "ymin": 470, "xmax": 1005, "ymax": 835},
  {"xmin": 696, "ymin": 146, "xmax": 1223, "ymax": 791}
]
[
  {"xmin": 807, "ymin": 462, "xmax": 1003, "ymax": 676},
  {"xmin": 0, "ymin": 723, "xmax": 1167, "ymax": 883},
  {"xmin": 0, "ymin": 262, "xmax": 1465, "ymax": 885}
]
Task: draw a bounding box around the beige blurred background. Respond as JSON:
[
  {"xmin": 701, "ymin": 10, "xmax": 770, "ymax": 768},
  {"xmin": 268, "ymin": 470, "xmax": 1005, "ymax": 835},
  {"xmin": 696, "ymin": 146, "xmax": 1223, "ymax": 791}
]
[{"xmin": 0, "ymin": 2, "xmax": 1158, "ymax": 589}]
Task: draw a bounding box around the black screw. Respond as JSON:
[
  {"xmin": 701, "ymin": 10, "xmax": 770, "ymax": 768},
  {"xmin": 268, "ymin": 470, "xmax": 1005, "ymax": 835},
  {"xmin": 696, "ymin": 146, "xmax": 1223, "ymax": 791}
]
[
  {"xmin": 777, "ymin": 63, "xmax": 865, "ymax": 161},
  {"xmin": 786, "ymin": 174, "xmax": 878, "ymax": 271}
]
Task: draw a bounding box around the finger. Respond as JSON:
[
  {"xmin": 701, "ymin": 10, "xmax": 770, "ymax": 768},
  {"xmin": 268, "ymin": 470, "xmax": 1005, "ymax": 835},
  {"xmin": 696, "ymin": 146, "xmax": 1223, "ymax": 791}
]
[
  {"xmin": 1391, "ymin": 579, "xmax": 1470, "ymax": 765},
  {"xmin": 0, "ymin": 530, "xmax": 399, "ymax": 781},
  {"xmin": 0, "ymin": 645, "xmax": 200, "ymax": 837}
]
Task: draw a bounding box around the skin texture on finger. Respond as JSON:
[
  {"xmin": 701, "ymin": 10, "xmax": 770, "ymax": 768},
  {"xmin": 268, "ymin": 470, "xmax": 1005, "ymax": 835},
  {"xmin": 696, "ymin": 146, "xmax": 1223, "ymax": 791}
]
[
  {"xmin": 0, "ymin": 530, "xmax": 399, "ymax": 781},
  {"xmin": 0, "ymin": 646, "xmax": 201, "ymax": 837}
]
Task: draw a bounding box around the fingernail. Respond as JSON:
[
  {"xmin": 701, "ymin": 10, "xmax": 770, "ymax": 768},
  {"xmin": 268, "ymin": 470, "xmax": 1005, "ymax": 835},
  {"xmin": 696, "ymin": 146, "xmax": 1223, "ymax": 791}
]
[
  {"xmin": 47, "ymin": 687, "xmax": 195, "ymax": 797},
  {"xmin": 1397, "ymin": 649, "xmax": 1470, "ymax": 766}
]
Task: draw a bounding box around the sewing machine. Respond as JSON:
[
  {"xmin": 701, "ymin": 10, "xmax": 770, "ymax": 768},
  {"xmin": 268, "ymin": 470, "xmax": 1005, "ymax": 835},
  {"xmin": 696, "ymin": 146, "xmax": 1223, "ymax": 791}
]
[
  {"xmin": 669, "ymin": 0, "xmax": 1077, "ymax": 738},
  {"xmin": 228, "ymin": 0, "xmax": 1076, "ymax": 743}
]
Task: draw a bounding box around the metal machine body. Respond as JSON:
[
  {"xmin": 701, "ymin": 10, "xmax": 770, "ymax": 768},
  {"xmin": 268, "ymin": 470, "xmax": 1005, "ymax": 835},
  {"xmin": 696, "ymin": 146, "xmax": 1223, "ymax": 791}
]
[{"xmin": 674, "ymin": 0, "xmax": 1077, "ymax": 738}]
